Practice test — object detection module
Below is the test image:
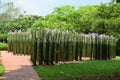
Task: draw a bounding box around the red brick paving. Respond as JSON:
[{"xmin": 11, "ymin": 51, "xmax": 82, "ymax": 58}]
[{"xmin": 0, "ymin": 51, "xmax": 40, "ymax": 80}]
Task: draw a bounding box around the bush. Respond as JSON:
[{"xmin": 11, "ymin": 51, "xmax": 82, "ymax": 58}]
[
  {"xmin": 0, "ymin": 34, "xmax": 8, "ymax": 43},
  {"xmin": 0, "ymin": 65, "xmax": 4, "ymax": 76},
  {"xmin": 0, "ymin": 42, "xmax": 8, "ymax": 50}
]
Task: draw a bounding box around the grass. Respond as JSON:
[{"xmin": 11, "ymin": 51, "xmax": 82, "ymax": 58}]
[
  {"xmin": 33, "ymin": 56, "xmax": 120, "ymax": 80},
  {"xmin": 0, "ymin": 65, "xmax": 4, "ymax": 76}
]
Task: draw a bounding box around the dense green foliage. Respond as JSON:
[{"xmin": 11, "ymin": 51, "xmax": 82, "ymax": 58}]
[
  {"xmin": 8, "ymin": 29, "xmax": 117, "ymax": 65},
  {"xmin": 116, "ymin": 0, "xmax": 120, "ymax": 3},
  {"xmin": 0, "ymin": 34, "xmax": 8, "ymax": 43},
  {"xmin": 0, "ymin": 14, "xmax": 40, "ymax": 34},
  {"xmin": 32, "ymin": 3, "xmax": 120, "ymax": 38},
  {"xmin": 0, "ymin": 42, "xmax": 8, "ymax": 50},
  {"xmin": 31, "ymin": 1, "xmax": 118, "ymax": 38},
  {"xmin": 0, "ymin": 65, "xmax": 4, "ymax": 76},
  {"xmin": 31, "ymin": 1, "xmax": 120, "ymax": 55},
  {"xmin": 0, "ymin": 2, "xmax": 22, "ymax": 33},
  {"xmin": 2, "ymin": 1, "xmax": 120, "ymax": 54},
  {"xmin": 1, "ymin": 1, "xmax": 120, "ymax": 37},
  {"xmin": 33, "ymin": 57, "xmax": 120, "ymax": 80},
  {"xmin": 0, "ymin": 2, "xmax": 41, "ymax": 43}
]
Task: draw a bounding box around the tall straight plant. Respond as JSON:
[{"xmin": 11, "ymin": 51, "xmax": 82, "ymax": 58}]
[{"xmin": 8, "ymin": 28, "xmax": 117, "ymax": 65}]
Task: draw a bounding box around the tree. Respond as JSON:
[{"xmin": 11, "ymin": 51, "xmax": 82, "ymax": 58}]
[
  {"xmin": 116, "ymin": 0, "xmax": 120, "ymax": 3},
  {"xmin": 32, "ymin": 5, "xmax": 80, "ymax": 31},
  {"xmin": 0, "ymin": 2, "xmax": 23, "ymax": 34},
  {"xmin": 15, "ymin": 14, "xmax": 41, "ymax": 31},
  {"xmin": 0, "ymin": 2, "xmax": 41, "ymax": 33},
  {"xmin": 0, "ymin": 2, "xmax": 22, "ymax": 22},
  {"xmin": 77, "ymin": 5, "xmax": 98, "ymax": 33}
]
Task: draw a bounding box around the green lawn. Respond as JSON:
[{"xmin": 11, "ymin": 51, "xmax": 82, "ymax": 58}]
[
  {"xmin": 0, "ymin": 65, "xmax": 4, "ymax": 76},
  {"xmin": 33, "ymin": 56, "xmax": 120, "ymax": 80}
]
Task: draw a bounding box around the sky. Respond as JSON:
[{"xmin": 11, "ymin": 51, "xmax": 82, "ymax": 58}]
[{"xmin": 2, "ymin": 0, "xmax": 111, "ymax": 16}]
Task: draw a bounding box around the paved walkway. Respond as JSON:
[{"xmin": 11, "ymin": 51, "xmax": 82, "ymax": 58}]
[{"xmin": 0, "ymin": 51, "xmax": 40, "ymax": 80}]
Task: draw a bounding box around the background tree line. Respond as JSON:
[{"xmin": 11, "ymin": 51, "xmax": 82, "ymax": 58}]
[
  {"xmin": 0, "ymin": 0, "xmax": 120, "ymax": 54},
  {"xmin": 0, "ymin": 2, "xmax": 41, "ymax": 42},
  {"xmin": 31, "ymin": 0, "xmax": 120, "ymax": 55}
]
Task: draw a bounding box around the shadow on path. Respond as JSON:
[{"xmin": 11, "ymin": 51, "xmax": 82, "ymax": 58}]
[{"xmin": 0, "ymin": 51, "xmax": 40, "ymax": 80}]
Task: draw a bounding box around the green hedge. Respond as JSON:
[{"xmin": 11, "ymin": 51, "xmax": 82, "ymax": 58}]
[{"xmin": 8, "ymin": 28, "xmax": 117, "ymax": 65}]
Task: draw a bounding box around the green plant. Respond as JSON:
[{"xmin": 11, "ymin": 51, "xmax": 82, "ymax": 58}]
[
  {"xmin": 0, "ymin": 42, "xmax": 8, "ymax": 50},
  {"xmin": 0, "ymin": 34, "xmax": 8, "ymax": 43},
  {"xmin": 0, "ymin": 65, "xmax": 4, "ymax": 76},
  {"xmin": 8, "ymin": 28, "xmax": 117, "ymax": 65}
]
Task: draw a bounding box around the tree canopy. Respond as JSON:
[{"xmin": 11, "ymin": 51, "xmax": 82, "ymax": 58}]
[
  {"xmin": 0, "ymin": 2, "xmax": 22, "ymax": 22},
  {"xmin": 116, "ymin": 0, "xmax": 120, "ymax": 3},
  {"xmin": 0, "ymin": 2, "xmax": 41, "ymax": 33},
  {"xmin": 32, "ymin": 1, "xmax": 120, "ymax": 38}
]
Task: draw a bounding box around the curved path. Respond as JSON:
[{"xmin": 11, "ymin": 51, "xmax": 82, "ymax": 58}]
[{"xmin": 0, "ymin": 51, "xmax": 40, "ymax": 80}]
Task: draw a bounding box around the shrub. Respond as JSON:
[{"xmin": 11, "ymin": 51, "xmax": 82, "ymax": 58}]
[
  {"xmin": 0, "ymin": 42, "xmax": 8, "ymax": 50},
  {"xmin": 0, "ymin": 34, "xmax": 8, "ymax": 43},
  {"xmin": 0, "ymin": 65, "xmax": 4, "ymax": 76}
]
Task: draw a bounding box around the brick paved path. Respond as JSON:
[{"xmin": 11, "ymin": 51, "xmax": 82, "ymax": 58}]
[{"xmin": 0, "ymin": 51, "xmax": 40, "ymax": 80}]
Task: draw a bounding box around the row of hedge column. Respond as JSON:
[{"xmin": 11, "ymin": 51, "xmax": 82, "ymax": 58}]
[{"xmin": 8, "ymin": 28, "xmax": 117, "ymax": 65}]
